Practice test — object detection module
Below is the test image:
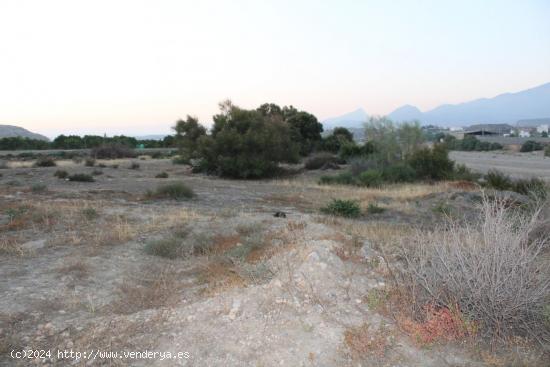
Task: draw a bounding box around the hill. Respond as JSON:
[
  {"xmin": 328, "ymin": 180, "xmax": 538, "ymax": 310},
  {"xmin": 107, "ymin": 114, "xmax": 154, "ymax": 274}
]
[
  {"xmin": 0, "ymin": 124, "xmax": 49, "ymax": 141},
  {"xmin": 322, "ymin": 108, "xmax": 367, "ymax": 130},
  {"xmin": 388, "ymin": 82, "xmax": 550, "ymax": 126}
]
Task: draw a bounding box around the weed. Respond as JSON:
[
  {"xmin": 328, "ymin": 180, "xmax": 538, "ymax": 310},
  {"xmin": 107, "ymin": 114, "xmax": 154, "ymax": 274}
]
[
  {"xmin": 155, "ymin": 172, "xmax": 169, "ymax": 178},
  {"xmin": 54, "ymin": 169, "xmax": 68, "ymax": 179},
  {"xmin": 367, "ymin": 203, "xmax": 385, "ymax": 214},
  {"xmin": 34, "ymin": 156, "xmax": 56, "ymax": 167},
  {"xmin": 146, "ymin": 182, "xmax": 194, "ymax": 201}
]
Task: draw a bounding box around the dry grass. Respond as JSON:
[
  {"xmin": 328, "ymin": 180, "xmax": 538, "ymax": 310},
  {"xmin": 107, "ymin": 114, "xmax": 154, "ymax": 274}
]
[
  {"xmin": 344, "ymin": 323, "xmax": 392, "ymax": 359},
  {"xmin": 56, "ymin": 259, "xmax": 89, "ymax": 279}
]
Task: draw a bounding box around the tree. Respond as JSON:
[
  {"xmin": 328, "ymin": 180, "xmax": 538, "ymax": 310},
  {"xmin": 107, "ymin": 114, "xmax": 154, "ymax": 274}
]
[
  {"xmin": 174, "ymin": 115, "xmax": 207, "ymax": 160},
  {"xmin": 286, "ymin": 111, "xmax": 323, "ymax": 155},
  {"xmin": 193, "ymin": 102, "xmax": 299, "ymax": 178}
]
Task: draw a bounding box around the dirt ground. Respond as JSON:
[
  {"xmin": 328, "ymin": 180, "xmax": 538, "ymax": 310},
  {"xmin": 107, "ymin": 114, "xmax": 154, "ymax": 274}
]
[
  {"xmin": 450, "ymin": 150, "xmax": 550, "ymax": 180},
  {"xmin": 0, "ymin": 157, "xmax": 546, "ymax": 366}
]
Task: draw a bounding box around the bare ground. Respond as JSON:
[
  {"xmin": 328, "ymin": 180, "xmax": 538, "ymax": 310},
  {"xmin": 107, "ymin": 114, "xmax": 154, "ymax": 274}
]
[{"xmin": 0, "ymin": 157, "xmax": 546, "ymax": 366}]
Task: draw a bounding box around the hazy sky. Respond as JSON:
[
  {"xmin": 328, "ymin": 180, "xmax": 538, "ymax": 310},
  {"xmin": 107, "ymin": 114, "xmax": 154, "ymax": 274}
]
[{"xmin": 1, "ymin": 0, "xmax": 549, "ymax": 137}]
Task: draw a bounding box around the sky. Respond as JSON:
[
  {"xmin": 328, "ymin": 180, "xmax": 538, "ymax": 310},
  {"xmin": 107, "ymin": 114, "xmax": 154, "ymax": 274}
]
[{"xmin": 1, "ymin": 0, "xmax": 549, "ymax": 138}]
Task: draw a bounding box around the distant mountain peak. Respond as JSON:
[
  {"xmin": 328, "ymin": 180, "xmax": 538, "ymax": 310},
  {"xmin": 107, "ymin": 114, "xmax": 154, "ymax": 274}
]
[{"xmin": 322, "ymin": 108, "xmax": 368, "ymax": 129}]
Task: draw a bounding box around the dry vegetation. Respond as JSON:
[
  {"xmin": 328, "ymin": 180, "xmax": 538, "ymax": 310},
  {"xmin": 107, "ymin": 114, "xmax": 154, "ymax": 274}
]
[{"xmin": 0, "ymin": 156, "xmax": 548, "ymax": 366}]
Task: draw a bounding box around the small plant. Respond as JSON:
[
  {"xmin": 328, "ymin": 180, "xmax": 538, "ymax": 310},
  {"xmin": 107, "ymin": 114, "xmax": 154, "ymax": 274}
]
[
  {"xmin": 146, "ymin": 182, "xmax": 194, "ymax": 200},
  {"xmin": 367, "ymin": 202, "xmax": 385, "ymax": 214},
  {"xmin": 30, "ymin": 183, "xmax": 47, "ymax": 193},
  {"xmin": 129, "ymin": 162, "xmax": 140, "ymax": 170},
  {"xmin": 91, "ymin": 169, "xmax": 103, "ymax": 176},
  {"xmin": 155, "ymin": 172, "xmax": 169, "ymax": 178},
  {"xmin": 84, "ymin": 158, "xmax": 96, "ymax": 167},
  {"xmin": 545, "ymin": 145, "xmax": 550, "ymax": 157},
  {"xmin": 432, "ymin": 201, "xmax": 453, "ymax": 216},
  {"xmin": 68, "ymin": 173, "xmax": 95, "ymax": 182},
  {"xmin": 54, "ymin": 169, "xmax": 68, "ymax": 179},
  {"xmin": 81, "ymin": 207, "xmax": 99, "ymax": 220},
  {"xmin": 34, "ymin": 156, "xmax": 56, "ymax": 167},
  {"xmin": 319, "ymin": 172, "xmax": 354, "ymax": 185},
  {"xmin": 321, "ymin": 199, "xmax": 361, "ymax": 218}
]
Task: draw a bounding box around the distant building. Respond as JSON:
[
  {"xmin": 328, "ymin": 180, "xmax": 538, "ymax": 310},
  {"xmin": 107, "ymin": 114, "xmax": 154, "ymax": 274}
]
[
  {"xmin": 519, "ymin": 129, "xmax": 531, "ymax": 138},
  {"xmin": 463, "ymin": 123, "xmax": 513, "ymax": 136},
  {"xmin": 536, "ymin": 124, "xmax": 549, "ymax": 134}
]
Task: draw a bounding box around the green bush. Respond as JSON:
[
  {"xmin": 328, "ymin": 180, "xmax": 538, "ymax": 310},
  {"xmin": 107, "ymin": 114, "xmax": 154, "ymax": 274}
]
[
  {"xmin": 321, "ymin": 199, "xmax": 361, "ymax": 218},
  {"xmin": 544, "ymin": 145, "xmax": 550, "ymax": 157},
  {"xmin": 155, "ymin": 172, "xmax": 169, "ymax": 178},
  {"xmin": 520, "ymin": 140, "xmax": 543, "ymax": 152},
  {"xmin": 81, "ymin": 207, "xmax": 99, "ymax": 220},
  {"xmin": 172, "ymin": 156, "xmax": 188, "ymax": 165},
  {"xmin": 381, "ymin": 163, "xmax": 417, "ymax": 183},
  {"xmin": 485, "ymin": 170, "xmax": 513, "ymax": 191},
  {"xmin": 407, "ymin": 144, "xmax": 454, "ymax": 180},
  {"xmin": 54, "ymin": 169, "xmax": 68, "ymax": 179},
  {"xmin": 30, "ymin": 183, "xmax": 47, "ymax": 193},
  {"xmin": 34, "ymin": 156, "xmax": 56, "ymax": 167},
  {"xmin": 146, "ymin": 182, "xmax": 194, "ymax": 200},
  {"xmin": 68, "ymin": 173, "xmax": 95, "ymax": 182},
  {"xmin": 304, "ymin": 153, "xmax": 338, "ymax": 170},
  {"xmin": 357, "ymin": 169, "xmax": 383, "ymax": 187}
]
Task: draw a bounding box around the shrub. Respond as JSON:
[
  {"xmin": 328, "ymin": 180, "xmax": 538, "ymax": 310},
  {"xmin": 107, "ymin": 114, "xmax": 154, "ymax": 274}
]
[
  {"xmin": 381, "ymin": 163, "xmax": 417, "ymax": 183},
  {"xmin": 129, "ymin": 162, "xmax": 140, "ymax": 170},
  {"xmin": 84, "ymin": 158, "xmax": 96, "ymax": 167},
  {"xmin": 172, "ymin": 156, "xmax": 188, "ymax": 165},
  {"xmin": 319, "ymin": 172, "xmax": 354, "ymax": 185},
  {"xmin": 30, "ymin": 183, "xmax": 47, "ymax": 193},
  {"xmin": 520, "ymin": 140, "xmax": 543, "ymax": 152},
  {"xmin": 367, "ymin": 203, "xmax": 385, "ymax": 214},
  {"xmin": 407, "ymin": 145, "xmax": 454, "ymax": 180},
  {"xmin": 146, "ymin": 182, "xmax": 194, "ymax": 200},
  {"xmin": 81, "ymin": 207, "xmax": 98, "ymax": 220},
  {"xmin": 54, "ymin": 170, "xmax": 68, "ymax": 179},
  {"xmin": 545, "ymin": 145, "xmax": 550, "ymax": 157},
  {"xmin": 91, "ymin": 169, "xmax": 103, "ymax": 176},
  {"xmin": 321, "ymin": 199, "xmax": 361, "ymax": 218},
  {"xmin": 513, "ymin": 177, "xmax": 547, "ymax": 199},
  {"xmin": 68, "ymin": 173, "xmax": 95, "ymax": 182},
  {"xmin": 400, "ymin": 197, "xmax": 550, "ymax": 341},
  {"xmin": 485, "ymin": 170, "xmax": 512, "ymax": 191},
  {"xmin": 34, "ymin": 156, "xmax": 56, "ymax": 167},
  {"xmin": 91, "ymin": 143, "xmax": 136, "ymax": 159},
  {"xmin": 304, "ymin": 153, "xmax": 338, "ymax": 170},
  {"xmin": 155, "ymin": 172, "xmax": 169, "ymax": 178},
  {"xmin": 357, "ymin": 169, "xmax": 383, "ymax": 187}
]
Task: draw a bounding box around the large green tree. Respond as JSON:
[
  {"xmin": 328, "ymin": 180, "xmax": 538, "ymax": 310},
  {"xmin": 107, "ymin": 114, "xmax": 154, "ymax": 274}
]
[{"xmin": 174, "ymin": 115, "xmax": 207, "ymax": 160}]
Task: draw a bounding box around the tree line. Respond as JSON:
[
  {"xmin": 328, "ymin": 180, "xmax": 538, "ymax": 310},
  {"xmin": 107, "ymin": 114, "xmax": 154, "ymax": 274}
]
[{"xmin": 0, "ymin": 134, "xmax": 176, "ymax": 150}]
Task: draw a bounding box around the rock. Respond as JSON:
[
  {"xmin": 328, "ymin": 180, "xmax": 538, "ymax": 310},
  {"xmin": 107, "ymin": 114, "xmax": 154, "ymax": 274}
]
[
  {"xmin": 228, "ymin": 299, "xmax": 241, "ymax": 320},
  {"xmin": 360, "ymin": 240, "xmax": 374, "ymax": 260},
  {"xmin": 488, "ymin": 190, "xmax": 530, "ymax": 206},
  {"xmin": 20, "ymin": 239, "xmax": 46, "ymax": 251},
  {"xmin": 274, "ymin": 211, "xmax": 287, "ymax": 218}
]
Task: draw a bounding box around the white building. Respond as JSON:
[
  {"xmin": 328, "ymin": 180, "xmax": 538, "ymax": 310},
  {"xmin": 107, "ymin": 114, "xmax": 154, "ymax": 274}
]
[
  {"xmin": 537, "ymin": 124, "xmax": 549, "ymax": 134},
  {"xmin": 519, "ymin": 129, "xmax": 531, "ymax": 138}
]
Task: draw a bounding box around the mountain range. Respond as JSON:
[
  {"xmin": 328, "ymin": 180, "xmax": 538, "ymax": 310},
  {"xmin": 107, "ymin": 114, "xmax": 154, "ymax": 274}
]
[
  {"xmin": 0, "ymin": 125, "xmax": 49, "ymax": 141},
  {"xmin": 323, "ymin": 82, "xmax": 550, "ymax": 128}
]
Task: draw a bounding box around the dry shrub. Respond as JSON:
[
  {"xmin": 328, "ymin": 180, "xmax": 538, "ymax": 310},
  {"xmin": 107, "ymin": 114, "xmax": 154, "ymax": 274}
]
[
  {"xmin": 397, "ymin": 303, "xmax": 477, "ymax": 346},
  {"xmin": 111, "ymin": 267, "xmax": 181, "ymax": 314},
  {"xmin": 344, "ymin": 323, "xmax": 390, "ymax": 359},
  {"xmin": 399, "ymin": 196, "xmax": 550, "ymax": 344}
]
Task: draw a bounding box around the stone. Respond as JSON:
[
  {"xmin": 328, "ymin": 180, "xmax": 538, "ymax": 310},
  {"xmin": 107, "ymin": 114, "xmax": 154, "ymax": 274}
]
[{"xmin": 20, "ymin": 239, "xmax": 46, "ymax": 251}]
